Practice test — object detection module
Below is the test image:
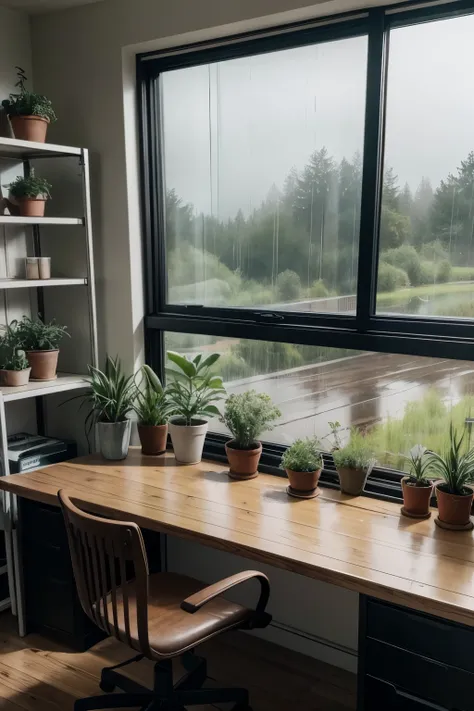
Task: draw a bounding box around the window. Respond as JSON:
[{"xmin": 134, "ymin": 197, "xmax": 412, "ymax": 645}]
[{"xmin": 139, "ymin": 3, "xmax": 474, "ymax": 501}]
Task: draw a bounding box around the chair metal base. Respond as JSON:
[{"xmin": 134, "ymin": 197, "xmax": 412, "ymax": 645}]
[{"xmin": 74, "ymin": 652, "xmax": 252, "ymax": 711}]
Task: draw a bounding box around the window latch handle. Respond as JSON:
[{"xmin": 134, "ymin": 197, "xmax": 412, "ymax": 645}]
[{"xmin": 254, "ymin": 312, "xmax": 284, "ymax": 322}]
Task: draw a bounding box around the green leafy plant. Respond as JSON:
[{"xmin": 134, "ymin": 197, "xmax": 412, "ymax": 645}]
[
  {"xmin": 328, "ymin": 420, "xmax": 343, "ymax": 450},
  {"xmin": 133, "ymin": 364, "xmax": 171, "ymax": 426},
  {"xmin": 332, "ymin": 429, "xmax": 375, "ymax": 471},
  {"xmin": 281, "ymin": 437, "xmax": 322, "ymax": 472},
  {"xmin": 5, "ymin": 169, "xmax": 52, "ymax": 200},
  {"xmin": 16, "ymin": 315, "xmax": 69, "ymax": 351},
  {"xmin": 2, "ymin": 67, "xmax": 57, "ymax": 122},
  {"xmin": 77, "ymin": 356, "xmax": 135, "ymax": 432},
  {"xmin": 0, "ymin": 322, "xmax": 29, "ymax": 371},
  {"xmin": 166, "ymin": 351, "xmax": 226, "ymax": 426},
  {"xmin": 428, "ymin": 424, "xmax": 474, "ymax": 496},
  {"xmin": 402, "ymin": 444, "xmax": 433, "ymax": 486},
  {"xmin": 220, "ymin": 390, "xmax": 281, "ymax": 449}
]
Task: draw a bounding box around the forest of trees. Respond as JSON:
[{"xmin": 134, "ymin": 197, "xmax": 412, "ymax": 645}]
[{"xmin": 165, "ymin": 149, "xmax": 474, "ymax": 309}]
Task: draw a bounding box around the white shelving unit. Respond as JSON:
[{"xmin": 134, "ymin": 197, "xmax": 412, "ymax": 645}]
[{"xmin": 0, "ymin": 136, "xmax": 98, "ymax": 635}]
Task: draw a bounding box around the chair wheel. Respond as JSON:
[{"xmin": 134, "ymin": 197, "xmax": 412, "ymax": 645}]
[{"xmin": 99, "ymin": 679, "xmax": 116, "ymax": 693}]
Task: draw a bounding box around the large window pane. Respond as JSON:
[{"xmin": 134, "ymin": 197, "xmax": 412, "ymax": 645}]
[
  {"xmin": 164, "ymin": 333, "xmax": 474, "ymax": 472},
  {"xmin": 161, "ymin": 36, "xmax": 367, "ymax": 313},
  {"xmin": 377, "ymin": 15, "xmax": 474, "ymax": 318}
]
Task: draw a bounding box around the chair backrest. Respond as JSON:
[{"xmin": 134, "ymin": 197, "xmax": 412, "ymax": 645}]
[{"xmin": 58, "ymin": 490, "xmax": 151, "ymax": 656}]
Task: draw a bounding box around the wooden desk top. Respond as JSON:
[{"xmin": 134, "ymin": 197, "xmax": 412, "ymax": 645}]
[{"xmin": 2, "ymin": 449, "xmax": 474, "ymax": 627}]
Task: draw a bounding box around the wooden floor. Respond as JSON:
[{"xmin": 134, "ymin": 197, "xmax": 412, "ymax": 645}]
[{"xmin": 0, "ymin": 614, "xmax": 356, "ymax": 711}]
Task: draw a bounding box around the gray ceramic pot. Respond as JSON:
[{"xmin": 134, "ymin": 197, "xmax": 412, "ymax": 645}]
[{"xmin": 97, "ymin": 420, "xmax": 131, "ymax": 460}]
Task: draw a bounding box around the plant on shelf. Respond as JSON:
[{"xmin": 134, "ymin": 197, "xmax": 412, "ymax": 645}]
[
  {"xmin": 2, "ymin": 66, "xmax": 57, "ymax": 143},
  {"xmin": 133, "ymin": 364, "xmax": 172, "ymax": 456},
  {"xmin": 0, "ymin": 322, "xmax": 30, "ymax": 387},
  {"xmin": 332, "ymin": 429, "xmax": 375, "ymax": 497},
  {"xmin": 166, "ymin": 350, "xmax": 226, "ymax": 464},
  {"xmin": 16, "ymin": 315, "xmax": 69, "ymax": 381},
  {"xmin": 220, "ymin": 390, "xmax": 281, "ymax": 480},
  {"xmin": 428, "ymin": 424, "xmax": 474, "ymax": 529},
  {"xmin": 5, "ymin": 169, "xmax": 52, "ymax": 218},
  {"xmin": 400, "ymin": 444, "xmax": 434, "ymax": 519},
  {"xmin": 281, "ymin": 437, "xmax": 323, "ymax": 497}
]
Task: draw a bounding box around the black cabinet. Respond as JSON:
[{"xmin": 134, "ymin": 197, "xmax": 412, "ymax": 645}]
[
  {"xmin": 359, "ymin": 597, "xmax": 474, "ymax": 711},
  {"xmin": 20, "ymin": 498, "xmax": 162, "ymax": 651}
]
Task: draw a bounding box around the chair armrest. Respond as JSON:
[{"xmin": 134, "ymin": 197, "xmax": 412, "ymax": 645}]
[{"xmin": 181, "ymin": 570, "xmax": 270, "ymax": 615}]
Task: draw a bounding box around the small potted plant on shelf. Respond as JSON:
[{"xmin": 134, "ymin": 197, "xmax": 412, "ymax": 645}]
[
  {"xmin": 429, "ymin": 424, "xmax": 474, "ymax": 530},
  {"xmin": 220, "ymin": 390, "xmax": 281, "ymax": 480},
  {"xmin": 16, "ymin": 315, "xmax": 69, "ymax": 380},
  {"xmin": 400, "ymin": 444, "xmax": 434, "ymax": 519},
  {"xmin": 4, "ymin": 169, "xmax": 52, "ymax": 218},
  {"xmin": 332, "ymin": 429, "xmax": 375, "ymax": 496},
  {"xmin": 0, "ymin": 322, "xmax": 30, "ymax": 386},
  {"xmin": 133, "ymin": 364, "xmax": 171, "ymax": 456},
  {"xmin": 281, "ymin": 437, "xmax": 323, "ymax": 498},
  {"xmin": 166, "ymin": 350, "xmax": 225, "ymax": 464},
  {"xmin": 79, "ymin": 356, "xmax": 135, "ymax": 460},
  {"xmin": 2, "ymin": 67, "xmax": 57, "ymax": 143}
]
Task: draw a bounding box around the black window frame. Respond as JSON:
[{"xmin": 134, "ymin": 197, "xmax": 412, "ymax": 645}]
[{"xmin": 138, "ymin": 0, "xmax": 474, "ymax": 502}]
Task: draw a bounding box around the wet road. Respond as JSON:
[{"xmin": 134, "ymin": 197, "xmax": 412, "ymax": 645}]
[{"xmin": 212, "ymin": 352, "xmax": 474, "ymax": 446}]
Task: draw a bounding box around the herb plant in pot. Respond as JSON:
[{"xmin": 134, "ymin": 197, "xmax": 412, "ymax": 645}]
[
  {"xmin": 220, "ymin": 390, "xmax": 281, "ymax": 480},
  {"xmin": 134, "ymin": 364, "xmax": 171, "ymax": 456},
  {"xmin": 332, "ymin": 429, "xmax": 375, "ymax": 496},
  {"xmin": 166, "ymin": 351, "xmax": 226, "ymax": 464},
  {"xmin": 400, "ymin": 445, "xmax": 434, "ymax": 519},
  {"xmin": 281, "ymin": 437, "xmax": 323, "ymax": 498},
  {"xmin": 80, "ymin": 356, "xmax": 135, "ymax": 460},
  {"xmin": 2, "ymin": 67, "xmax": 57, "ymax": 143},
  {"xmin": 0, "ymin": 322, "xmax": 30, "ymax": 386},
  {"xmin": 5, "ymin": 170, "xmax": 52, "ymax": 218},
  {"xmin": 16, "ymin": 315, "xmax": 69, "ymax": 380},
  {"xmin": 429, "ymin": 425, "xmax": 474, "ymax": 530}
]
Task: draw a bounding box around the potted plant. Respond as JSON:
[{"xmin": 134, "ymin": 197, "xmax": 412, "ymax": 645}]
[
  {"xmin": 332, "ymin": 429, "xmax": 375, "ymax": 496},
  {"xmin": 429, "ymin": 424, "xmax": 474, "ymax": 530},
  {"xmin": 16, "ymin": 315, "xmax": 69, "ymax": 380},
  {"xmin": 5, "ymin": 169, "xmax": 52, "ymax": 218},
  {"xmin": 79, "ymin": 356, "xmax": 135, "ymax": 460},
  {"xmin": 2, "ymin": 67, "xmax": 57, "ymax": 143},
  {"xmin": 133, "ymin": 364, "xmax": 171, "ymax": 456},
  {"xmin": 166, "ymin": 350, "xmax": 225, "ymax": 464},
  {"xmin": 0, "ymin": 322, "xmax": 30, "ymax": 386},
  {"xmin": 281, "ymin": 437, "xmax": 323, "ymax": 497},
  {"xmin": 400, "ymin": 444, "xmax": 434, "ymax": 519},
  {"xmin": 220, "ymin": 390, "xmax": 281, "ymax": 480}
]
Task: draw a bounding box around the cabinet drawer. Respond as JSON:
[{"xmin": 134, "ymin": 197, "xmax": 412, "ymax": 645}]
[
  {"xmin": 363, "ymin": 676, "xmax": 449, "ymax": 711},
  {"xmin": 21, "ymin": 499, "xmax": 65, "ymax": 545},
  {"xmin": 366, "ymin": 639, "xmax": 474, "ymax": 710},
  {"xmin": 26, "ymin": 577, "xmax": 76, "ymax": 634},
  {"xmin": 366, "ymin": 599, "xmax": 474, "ymax": 674}
]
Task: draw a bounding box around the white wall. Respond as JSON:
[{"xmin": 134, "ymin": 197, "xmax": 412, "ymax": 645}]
[{"xmin": 28, "ymin": 0, "xmax": 402, "ymax": 669}]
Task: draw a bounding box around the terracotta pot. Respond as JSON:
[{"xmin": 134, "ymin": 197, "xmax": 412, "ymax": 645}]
[
  {"xmin": 168, "ymin": 418, "xmax": 208, "ymax": 464},
  {"xmin": 286, "ymin": 468, "xmax": 321, "ymax": 493},
  {"xmin": 0, "ymin": 368, "xmax": 31, "ymax": 387},
  {"xmin": 18, "ymin": 198, "xmax": 47, "ymax": 218},
  {"xmin": 10, "ymin": 115, "xmax": 49, "ymax": 143},
  {"xmin": 138, "ymin": 423, "xmax": 168, "ymax": 456},
  {"xmin": 225, "ymin": 441, "xmax": 262, "ymax": 480},
  {"xmin": 26, "ymin": 349, "xmax": 59, "ymax": 380},
  {"xmin": 402, "ymin": 477, "xmax": 433, "ymax": 517},
  {"xmin": 337, "ymin": 466, "xmax": 370, "ymax": 496},
  {"xmin": 436, "ymin": 484, "xmax": 474, "ymax": 527}
]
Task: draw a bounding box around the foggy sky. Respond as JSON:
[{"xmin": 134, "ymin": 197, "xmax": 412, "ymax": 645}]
[{"xmin": 161, "ymin": 13, "xmax": 474, "ymax": 218}]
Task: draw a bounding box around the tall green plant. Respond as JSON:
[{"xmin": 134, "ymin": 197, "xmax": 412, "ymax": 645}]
[
  {"xmin": 166, "ymin": 351, "xmax": 226, "ymax": 426},
  {"xmin": 2, "ymin": 67, "xmax": 57, "ymax": 122},
  {"xmin": 77, "ymin": 356, "xmax": 135, "ymax": 432},
  {"xmin": 429, "ymin": 424, "xmax": 474, "ymax": 495},
  {"xmin": 220, "ymin": 390, "xmax": 281, "ymax": 449},
  {"xmin": 133, "ymin": 364, "xmax": 171, "ymax": 426}
]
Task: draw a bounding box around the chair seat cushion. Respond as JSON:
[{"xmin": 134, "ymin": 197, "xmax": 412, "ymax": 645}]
[{"xmin": 99, "ymin": 572, "xmax": 253, "ymax": 659}]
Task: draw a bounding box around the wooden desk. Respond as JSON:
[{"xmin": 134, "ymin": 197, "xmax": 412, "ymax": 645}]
[{"xmin": 0, "ymin": 448, "xmax": 473, "ymax": 627}]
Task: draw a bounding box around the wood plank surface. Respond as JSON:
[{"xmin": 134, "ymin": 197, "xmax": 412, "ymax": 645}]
[
  {"xmin": 0, "ymin": 614, "xmax": 356, "ymax": 710},
  {"xmin": 1, "ymin": 449, "xmax": 474, "ymax": 626}
]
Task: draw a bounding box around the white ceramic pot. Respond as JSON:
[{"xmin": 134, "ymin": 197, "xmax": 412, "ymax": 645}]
[
  {"xmin": 168, "ymin": 418, "xmax": 208, "ymax": 464},
  {"xmin": 97, "ymin": 420, "xmax": 131, "ymax": 460}
]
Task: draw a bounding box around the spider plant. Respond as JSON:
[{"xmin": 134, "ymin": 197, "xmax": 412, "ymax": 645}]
[
  {"xmin": 133, "ymin": 364, "xmax": 171, "ymax": 426},
  {"xmin": 428, "ymin": 424, "xmax": 474, "ymax": 495},
  {"xmin": 403, "ymin": 444, "xmax": 433, "ymax": 486}
]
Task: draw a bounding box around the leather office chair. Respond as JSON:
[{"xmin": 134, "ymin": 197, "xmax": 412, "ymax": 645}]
[{"xmin": 58, "ymin": 490, "xmax": 271, "ymax": 711}]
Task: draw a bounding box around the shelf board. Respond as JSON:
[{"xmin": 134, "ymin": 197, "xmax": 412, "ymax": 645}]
[
  {"xmin": 0, "ymin": 278, "xmax": 87, "ymax": 289},
  {"xmin": 0, "ymin": 136, "xmax": 81, "ymax": 160},
  {"xmin": 2, "ymin": 373, "xmax": 90, "ymax": 402},
  {"xmin": 0, "ymin": 216, "xmax": 83, "ymax": 226},
  {"xmin": 0, "ymin": 598, "xmax": 11, "ymax": 613}
]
